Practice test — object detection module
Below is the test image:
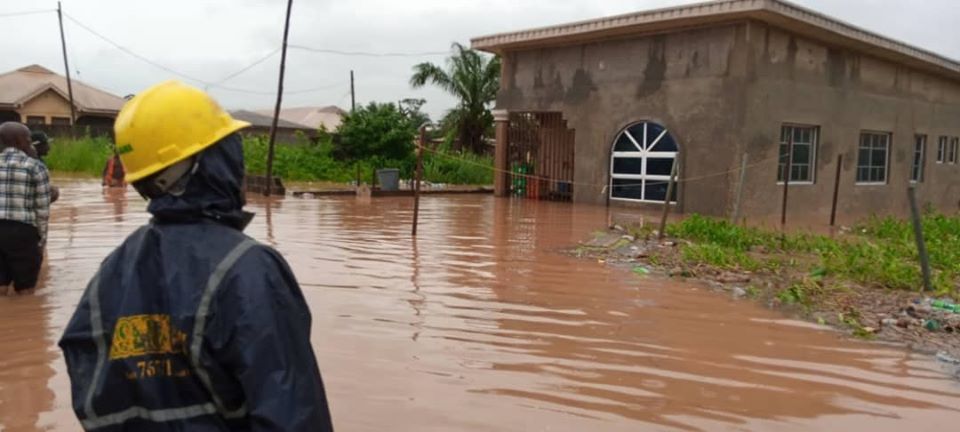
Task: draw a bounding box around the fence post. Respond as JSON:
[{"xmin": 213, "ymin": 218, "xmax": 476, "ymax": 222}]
[
  {"xmin": 907, "ymin": 185, "xmax": 932, "ymax": 293},
  {"xmin": 730, "ymin": 153, "xmax": 748, "ymax": 224},
  {"xmin": 780, "ymin": 132, "xmax": 794, "ymax": 243},
  {"xmin": 830, "ymin": 154, "xmax": 843, "ymax": 228},
  {"xmin": 658, "ymin": 160, "xmax": 679, "ymax": 241},
  {"xmin": 412, "ymin": 124, "xmax": 428, "ymax": 237}
]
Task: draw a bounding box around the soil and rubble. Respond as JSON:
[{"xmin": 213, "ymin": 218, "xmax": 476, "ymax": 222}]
[{"xmin": 569, "ymin": 224, "xmax": 960, "ymax": 373}]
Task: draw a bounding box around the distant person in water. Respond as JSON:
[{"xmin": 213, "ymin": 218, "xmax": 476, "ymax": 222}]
[
  {"xmin": 31, "ymin": 131, "xmax": 59, "ymax": 203},
  {"xmin": 101, "ymin": 152, "xmax": 126, "ymax": 188}
]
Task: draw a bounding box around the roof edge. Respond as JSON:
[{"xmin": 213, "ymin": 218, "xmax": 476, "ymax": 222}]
[{"xmin": 471, "ymin": 0, "xmax": 960, "ymax": 80}]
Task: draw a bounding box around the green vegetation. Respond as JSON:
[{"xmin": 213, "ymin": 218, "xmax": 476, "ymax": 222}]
[
  {"xmin": 44, "ymin": 135, "xmax": 113, "ymax": 177},
  {"xmin": 334, "ymin": 102, "xmax": 416, "ymax": 162},
  {"xmin": 411, "ymin": 42, "xmax": 500, "ymax": 153},
  {"xmin": 45, "ymin": 133, "xmax": 494, "ymax": 185},
  {"xmin": 665, "ymin": 214, "xmax": 960, "ymax": 297}
]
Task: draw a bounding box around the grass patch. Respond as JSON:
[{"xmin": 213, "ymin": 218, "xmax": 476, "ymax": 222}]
[
  {"xmin": 666, "ymin": 213, "xmax": 960, "ymax": 298},
  {"xmin": 45, "ymin": 136, "xmax": 113, "ymax": 177},
  {"xmin": 44, "ymin": 134, "xmax": 494, "ymax": 185}
]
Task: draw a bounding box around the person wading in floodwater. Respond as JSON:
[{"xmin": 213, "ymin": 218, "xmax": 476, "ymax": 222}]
[
  {"xmin": 101, "ymin": 151, "xmax": 126, "ymax": 189},
  {"xmin": 0, "ymin": 122, "xmax": 51, "ymax": 296},
  {"xmin": 30, "ymin": 131, "xmax": 60, "ymax": 203},
  {"xmin": 59, "ymin": 81, "xmax": 334, "ymax": 431}
]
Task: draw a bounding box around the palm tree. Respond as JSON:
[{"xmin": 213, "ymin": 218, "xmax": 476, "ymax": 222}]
[{"xmin": 410, "ymin": 43, "xmax": 500, "ymax": 154}]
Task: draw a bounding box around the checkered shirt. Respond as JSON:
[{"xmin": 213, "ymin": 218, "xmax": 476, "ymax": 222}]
[{"xmin": 0, "ymin": 147, "xmax": 50, "ymax": 243}]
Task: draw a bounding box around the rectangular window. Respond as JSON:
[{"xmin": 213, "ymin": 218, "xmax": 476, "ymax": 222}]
[
  {"xmin": 951, "ymin": 137, "xmax": 959, "ymax": 165},
  {"xmin": 777, "ymin": 124, "xmax": 818, "ymax": 184},
  {"xmin": 51, "ymin": 117, "xmax": 71, "ymax": 126},
  {"xmin": 912, "ymin": 135, "xmax": 926, "ymax": 183},
  {"xmin": 937, "ymin": 136, "xmax": 948, "ymax": 163},
  {"xmin": 25, "ymin": 116, "xmax": 45, "ymax": 126},
  {"xmin": 856, "ymin": 131, "xmax": 890, "ymax": 184}
]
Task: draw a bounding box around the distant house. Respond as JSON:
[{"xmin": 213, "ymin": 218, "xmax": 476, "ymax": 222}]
[
  {"xmin": 255, "ymin": 106, "xmax": 345, "ymax": 132},
  {"xmin": 229, "ymin": 110, "xmax": 317, "ymax": 144},
  {"xmin": 0, "ymin": 65, "xmax": 124, "ymax": 131}
]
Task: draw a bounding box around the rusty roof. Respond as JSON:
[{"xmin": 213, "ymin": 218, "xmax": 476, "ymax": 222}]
[
  {"xmin": 471, "ymin": 0, "xmax": 960, "ymax": 81},
  {"xmin": 255, "ymin": 106, "xmax": 345, "ymax": 131},
  {"xmin": 229, "ymin": 110, "xmax": 315, "ymax": 130},
  {"xmin": 0, "ymin": 65, "xmax": 125, "ymax": 115}
]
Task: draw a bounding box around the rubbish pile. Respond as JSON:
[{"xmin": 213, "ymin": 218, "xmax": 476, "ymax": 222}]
[{"xmin": 883, "ymin": 298, "xmax": 960, "ymax": 333}]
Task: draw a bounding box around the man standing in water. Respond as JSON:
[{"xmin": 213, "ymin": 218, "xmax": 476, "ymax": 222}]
[
  {"xmin": 0, "ymin": 122, "xmax": 51, "ymax": 296},
  {"xmin": 59, "ymin": 81, "xmax": 334, "ymax": 431}
]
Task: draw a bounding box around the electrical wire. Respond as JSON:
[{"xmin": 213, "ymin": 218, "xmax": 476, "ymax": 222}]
[
  {"xmin": 63, "ymin": 12, "xmax": 210, "ymax": 84},
  {"xmin": 63, "ymin": 13, "xmax": 361, "ymax": 96},
  {"xmin": 288, "ymin": 44, "xmax": 447, "ymax": 58},
  {"xmin": 208, "ymin": 48, "xmax": 281, "ymax": 88},
  {"xmin": 0, "ymin": 9, "xmax": 54, "ymax": 18}
]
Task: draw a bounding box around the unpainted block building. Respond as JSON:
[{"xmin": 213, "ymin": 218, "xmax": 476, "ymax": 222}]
[{"xmin": 472, "ymin": 0, "xmax": 960, "ymax": 224}]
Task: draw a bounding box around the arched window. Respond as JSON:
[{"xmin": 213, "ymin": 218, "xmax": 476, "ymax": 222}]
[{"xmin": 609, "ymin": 121, "xmax": 678, "ymax": 203}]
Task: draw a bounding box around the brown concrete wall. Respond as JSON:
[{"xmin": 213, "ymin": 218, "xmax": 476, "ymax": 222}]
[
  {"xmin": 740, "ymin": 22, "xmax": 960, "ymax": 226},
  {"xmin": 496, "ymin": 24, "xmax": 751, "ymax": 215}
]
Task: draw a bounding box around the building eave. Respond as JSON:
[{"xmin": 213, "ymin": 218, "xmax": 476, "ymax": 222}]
[{"xmin": 470, "ymin": 0, "xmax": 960, "ymax": 82}]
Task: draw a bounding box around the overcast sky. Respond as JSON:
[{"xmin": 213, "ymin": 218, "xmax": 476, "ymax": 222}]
[{"xmin": 0, "ymin": 0, "xmax": 957, "ymax": 120}]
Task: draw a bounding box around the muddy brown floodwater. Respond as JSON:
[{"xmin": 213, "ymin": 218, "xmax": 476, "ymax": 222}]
[{"xmin": 1, "ymin": 179, "xmax": 959, "ymax": 431}]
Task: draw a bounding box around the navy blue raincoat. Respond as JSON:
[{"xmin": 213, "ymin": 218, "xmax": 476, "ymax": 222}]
[{"xmin": 59, "ymin": 134, "xmax": 334, "ymax": 431}]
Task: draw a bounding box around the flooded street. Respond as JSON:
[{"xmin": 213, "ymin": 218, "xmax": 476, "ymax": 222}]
[{"xmin": 1, "ymin": 179, "xmax": 959, "ymax": 431}]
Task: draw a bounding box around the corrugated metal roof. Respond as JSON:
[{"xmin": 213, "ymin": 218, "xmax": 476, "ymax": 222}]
[
  {"xmin": 0, "ymin": 65, "xmax": 125, "ymax": 114},
  {"xmin": 255, "ymin": 106, "xmax": 346, "ymax": 131},
  {"xmin": 471, "ymin": 0, "xmax": 960, "ymax": 82},
  {"xmin": 229, "ymin": 109, "xmax": 314, "ymax": 130}
]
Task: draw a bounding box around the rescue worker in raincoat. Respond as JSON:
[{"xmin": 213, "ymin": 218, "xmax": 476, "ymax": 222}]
[{"xmin": 58, "ymin": 81, "xmax": 334, "ymax": 431}]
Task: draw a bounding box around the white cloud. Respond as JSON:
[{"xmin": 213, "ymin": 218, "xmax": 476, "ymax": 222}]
[{"xmin": 0, "ymin": 0, "xmax": 956, "ymax": 120}]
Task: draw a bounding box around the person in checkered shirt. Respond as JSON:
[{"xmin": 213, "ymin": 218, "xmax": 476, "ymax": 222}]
[{"xmin": 0, "ymin": 122, "xmax": 51, "ymax": 295}]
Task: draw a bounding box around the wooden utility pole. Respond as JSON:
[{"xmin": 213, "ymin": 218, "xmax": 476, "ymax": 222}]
[
  {"xmin": 907, "ymin": 185, "xmax": 932, "ymax": 292},
  {"xmin": 829, "ymin": 154, "xmax": 843, "ymax": 227},
  {"xmin": 657, "ymin": 160, "xmax": 679, "ymax": 241},
  {"xmin": 57, "ymin": 2, "xmax": 77, "ymax": 130},
  {"xmin": 730, "ymin": 153, "xmax": 749, "ymax": 224},
  {"xmin": 265, "ymin": 0, "xmax": 294, "ymax": 196},
  {"xmin": 412, "ymin": 124, "xmax": 428, "ymax": 236},
  {"xmin": 780, "ymin": 134, "xmax": 794, "ymax": 237},
  {"xmin": 350, "ymin": 70, "xmax": 356, "ymax": 112}
]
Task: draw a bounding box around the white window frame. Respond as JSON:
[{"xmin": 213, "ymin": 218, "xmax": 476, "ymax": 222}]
[
  {"xmin": 951, "ymin": 137, "xmax": 959, "ymax": 165},
  {"xmin": 937, "ymin": 136, "xmax": 947, "ymax": 163},
  {"xmin": 855, "ymin": 131, "xmax": 891, "ymax": 186},
  {"xmin": 609, "ymin": 122, "xmax": 678, "ymax": 204},
  {"xmin": 776, "ymin": 124, "xmax": 818, "ymax": 186},
  {"xmin": 911, "ymin": 134, "xmax": 926, "ymax": 184}
]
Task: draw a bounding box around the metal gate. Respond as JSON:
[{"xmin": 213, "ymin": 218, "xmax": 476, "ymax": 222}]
[{"xmin": 507, "ymin": 112, "xmax": 575, "ymax": 201}]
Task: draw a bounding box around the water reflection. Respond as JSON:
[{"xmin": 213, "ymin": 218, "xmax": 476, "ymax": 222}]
[{"xmin": 0, "ymin": 179, "xmax": 957, "ymax": 431}]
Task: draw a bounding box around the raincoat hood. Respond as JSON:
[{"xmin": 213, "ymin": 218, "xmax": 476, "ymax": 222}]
[{"xmin": 147, "ymin": 133, "xmax": 253, "ymax": 230}]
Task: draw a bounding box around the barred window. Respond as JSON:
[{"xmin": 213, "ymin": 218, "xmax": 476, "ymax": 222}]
[
  {"xmin": 911, "ymin": 135, "xmax": 926, "ymax": 183},
  {"xmin": 856, "ymin": 132, "xmax": 890, "ymax": 185},
  {"xmin": 777, "ymin": 125, "xmax": 818, "ymax": 183}
]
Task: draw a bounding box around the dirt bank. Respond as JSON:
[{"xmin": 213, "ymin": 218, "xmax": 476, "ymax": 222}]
[{"xmin": 570, "ymin": 224, "xmax": 960, "ymax": 369}]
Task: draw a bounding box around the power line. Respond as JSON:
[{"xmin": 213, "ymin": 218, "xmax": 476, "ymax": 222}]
[
  {"xmin": 0, "ymin": 9, "xmax": 54, "ymax": 18},
  {"xmin": 63, "ymin": 12, "xmax": 209, "ymax": 84},
  {"xmin": 288, "ymin": 44, "xmax": 447, "ymax": 57},
  {"xmin": 208, "ymin": 48, "xmax": 280, "ymax": 88},
  {"xmin": 64, "ymin": 13, "xmax": 349, "ymax": 96}
]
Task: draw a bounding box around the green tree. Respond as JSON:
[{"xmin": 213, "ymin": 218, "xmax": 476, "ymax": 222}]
[
  {"xmin": 334, "ymin": 102, "xmax": 416, "ymax": 162},
  {"xmin": 410, "ymin": 43, "xmax": 500, "ymax": 153},
  {"xmin": 399, "ymin": 98, "xmax": 431, "ymax": 130}
]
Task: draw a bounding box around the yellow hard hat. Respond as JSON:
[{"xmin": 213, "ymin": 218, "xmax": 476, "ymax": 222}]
[{"xmin": 114, "ymin": 80, "xmax": 249, "ymax": 183}]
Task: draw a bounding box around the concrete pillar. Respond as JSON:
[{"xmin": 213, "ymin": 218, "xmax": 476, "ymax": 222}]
[{"xmin": 492, "ymin": 109, "xmax": 510, "ymax": 197}]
